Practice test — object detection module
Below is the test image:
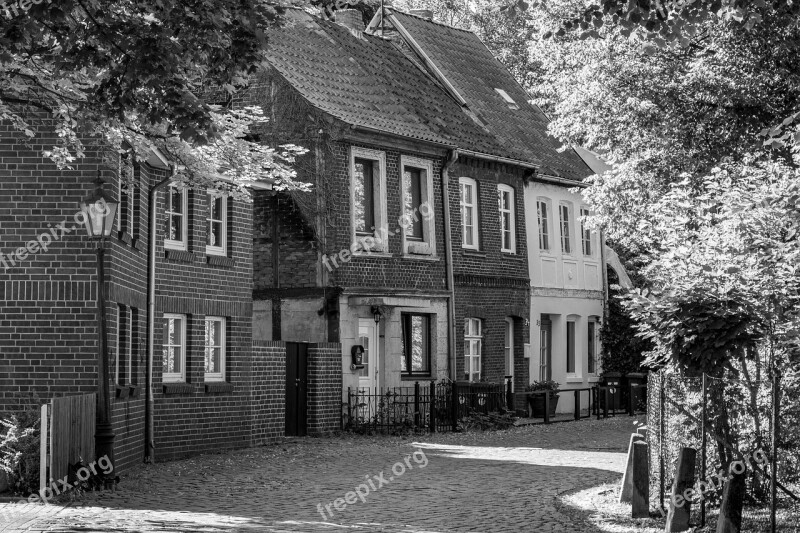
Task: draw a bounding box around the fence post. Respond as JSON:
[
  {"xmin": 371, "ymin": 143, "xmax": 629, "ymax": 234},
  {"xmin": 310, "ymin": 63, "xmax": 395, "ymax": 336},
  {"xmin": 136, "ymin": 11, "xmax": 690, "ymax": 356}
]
[
  {"xmin": 665, "ymin": 446, "xmax": 697, "ymax": 533},
  {"xmin": 506, "ymin": 379, "xmax": 513, "ymax": 413},
  {"xmin": 574, "ymin": 389, "xmax": 580, "ymax": 421},
  {"xmin": 544, "ymin": 391, "xmax": 550, "ymax": 424},
  {"xmin": 771, "ymin": 370, "xmax": 780, "ymax": 533},
  {"xmin": 604, "ymin": 387, "xmax": 610, "ymax": 418},
  {"xmin": 451, "ymin": 381, "xmax": 458, "ymax": 432},
  {"xmin": 414, "ymin": 382, "xmax": 421, "ymax": 428},
  {"xmin": 628, "ymin": 384, "xmax": 635, "ymax": 416},
  {"xmin": 347, "ymin": 387, "xmax": 352, "ymax": 430},
  {"xmin": 701, "ymin": 373, "xmax": 707, "ymax": 528},
  {"xmin": 430, "ymin": 381, "xmax": 436, "ymax": 433},
  {"xmin": 632, "ymin": 440, "xmax": 650, "ymax": 518},
  {"xmin": 39, "ymin": 402, "xmax": 48, "ymax": 493},
  {"xmin": 620, "ymin": 432, "xmax": 645, "ymax": 503},
  {"xmin": 660, "ymin": 373, "xmax": 666, "ymax": 511}
]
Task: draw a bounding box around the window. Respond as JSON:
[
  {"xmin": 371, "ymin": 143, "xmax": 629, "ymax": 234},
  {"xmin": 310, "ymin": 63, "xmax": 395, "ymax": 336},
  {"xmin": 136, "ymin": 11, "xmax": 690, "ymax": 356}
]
[
  {"xmin": 566, "ymin": 320, "xmax": 576, "ymax": 374},
  {"xmin": 498, "ymin": 185, "xmax": 516, "ymax": 253},
  {"xmin": 401, "ymin": 314, "xmax": 430, "ymax": 376},
  {"xmin": 464, "ymin": 318, "xmax": 482, "ymax": 382},
  {"xmin": 162, "ymin": 314, "xmax": 186, "ymax": 382},
  {"xmin": 537, "ymin": 199, "xmax": 550, "ymax": 251},
  {"xmin": 559, "ymin": 203, "xmax": 572, "ymax": 254},
  {"xmin": 401, "ymin": 156, "xmax": 436, "ymax": 255},
  {"xmin": 204, "ymin": 317, "xmax": 225, "ymax": 382},
  {"xmin": 164, "ymin": 185, "xmax": 188, "ymax": 250},
  {"xmin": 206, "ymin": 193, "xmax": 227, "ymax": 256},
  {"xmin": 588, "ymin": 320, "xmax": 598, "ymax": 375},
  {"xmin": 580, "ymin": 207, "xmax": 592, "ymax": 256},
  {"xmin": 350, "ymin": 147, "xmax": 387, "ymax": 252},
  {"xmin": 460, "ymin": 178, "xmax": 479, "ymax": 250},
  {"xmin": 118, "ymin": 150, "xmax": 135, "ymax": 237},
  {"xmin": 494, "ymin": 88, "xmax": 519, "ymax": 110}
]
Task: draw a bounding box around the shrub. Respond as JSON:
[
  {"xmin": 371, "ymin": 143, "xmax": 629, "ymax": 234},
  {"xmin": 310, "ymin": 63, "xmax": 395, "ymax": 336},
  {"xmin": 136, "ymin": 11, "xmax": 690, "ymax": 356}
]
[
  {"xmin": 457, "ymin": 409, "xmax": 517, "ymax": 431},
  {"xmin": 1, "ymin": 406, "xmax": 41, "ymax": 496}
]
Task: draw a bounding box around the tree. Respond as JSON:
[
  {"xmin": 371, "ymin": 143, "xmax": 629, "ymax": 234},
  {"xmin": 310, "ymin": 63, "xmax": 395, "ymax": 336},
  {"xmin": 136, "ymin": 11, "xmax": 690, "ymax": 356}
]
[{"xmin": 1, "ymin": 0, "xmax": 309, "ymax": 194}]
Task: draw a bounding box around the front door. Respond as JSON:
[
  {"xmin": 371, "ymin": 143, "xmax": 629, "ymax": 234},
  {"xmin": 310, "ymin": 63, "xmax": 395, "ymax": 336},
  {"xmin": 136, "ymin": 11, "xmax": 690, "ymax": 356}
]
[
  {"xmin": 357, "ymin": 319, "xmax": 379, "ymax": 391},
  {"xmin": 285, "ymin": 342, "xmax": 308, "ymax": 436},
  {"xmin": 540, "ymin": 316, "xmax": 552, "ymax": 381}
]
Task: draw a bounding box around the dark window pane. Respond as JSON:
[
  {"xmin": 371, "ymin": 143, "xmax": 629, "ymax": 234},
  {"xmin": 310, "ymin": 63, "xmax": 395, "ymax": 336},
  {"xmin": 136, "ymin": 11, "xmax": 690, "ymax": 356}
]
[
  {"xmin": 402, "ymin": 314, "xmax": 430, "ymax": 375},
  {"xmin": 354, "ymin": 158, "xmax": 375, "ymax": 234}
]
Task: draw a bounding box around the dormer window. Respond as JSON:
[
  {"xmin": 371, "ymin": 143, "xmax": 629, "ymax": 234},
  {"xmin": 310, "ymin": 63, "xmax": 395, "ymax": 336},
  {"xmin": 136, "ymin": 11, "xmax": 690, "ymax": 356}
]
[{"xmin": 494, "ymin": 88, "xmax": 519, "ymax": 110}]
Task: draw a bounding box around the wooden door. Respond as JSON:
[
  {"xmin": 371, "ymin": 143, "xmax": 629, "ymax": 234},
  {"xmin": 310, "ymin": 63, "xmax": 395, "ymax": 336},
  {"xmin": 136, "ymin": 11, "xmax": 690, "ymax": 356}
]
[{"xmin": 285, "ymin": 342, "xmax": 308, "ymax": 436}]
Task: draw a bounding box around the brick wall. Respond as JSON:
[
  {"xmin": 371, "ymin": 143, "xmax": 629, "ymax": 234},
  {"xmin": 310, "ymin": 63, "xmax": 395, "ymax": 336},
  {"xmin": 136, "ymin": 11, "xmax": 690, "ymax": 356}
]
[
  {"xmin": 307, "ymin": 342, "xmax": 342, "ymax": 434},
  {"xmin": 250, "ymin": 341, "xmax": 286, "ymax": 444}
]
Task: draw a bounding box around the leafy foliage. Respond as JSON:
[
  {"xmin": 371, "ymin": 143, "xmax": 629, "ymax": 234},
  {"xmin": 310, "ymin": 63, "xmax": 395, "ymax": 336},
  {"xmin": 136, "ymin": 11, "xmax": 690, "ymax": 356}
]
[
  {"xmin": 0, "ymin": 0, "xmax": 311, "ymax": 194},
  {"xmin": 524, "ymin": 379, "xmax": 560, "ymax": 392},
  {"xmin": 0, "ymin": 407, "xmax": 40, "ymax": 496},
  {"xmin": 457, "ymin": 409, "xmax": 517, "ymax": 431}
]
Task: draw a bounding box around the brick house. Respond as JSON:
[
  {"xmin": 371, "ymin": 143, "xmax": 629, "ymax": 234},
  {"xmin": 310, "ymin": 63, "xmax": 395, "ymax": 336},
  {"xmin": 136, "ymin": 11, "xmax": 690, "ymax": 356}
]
[
  {"xmin": 249, "ymin": 8, "xmax": 561, "ymax": 416},
  {"xmin": 0, "ymin": 115, "xmax": 287, "ymax": 471}
]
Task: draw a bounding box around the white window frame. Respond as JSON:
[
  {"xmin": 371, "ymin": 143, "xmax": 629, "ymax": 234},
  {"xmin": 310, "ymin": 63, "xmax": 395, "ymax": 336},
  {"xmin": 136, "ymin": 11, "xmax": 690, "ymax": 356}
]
[
  {"xmin": 537, "ymin": 197, "xmax": 552, "ymax": 252},
  {"xmin": 349, "ymin": 147, "xmax": 388, "ymax": 253},
  {"xmin": 206, "ymin": 192, "xmax": 227, "ymax": 256},
  {"xmin": 464, "ymin": 318, "xmax": 482, "ymax": 382},
  {"xmin": 498, "ymin": 184, "xmax": 516, "ymax": 254},
  {"xmin": 400, "ymin": 155, "xmax": 436, "ymax": 256},
  {"xmin": 204, "ymin": 316, "xmax": 226, "ymax": 382},
  {"xmin": 494, "ymin": 88, "xmax": 519, "ymax": 110},
  {"xmin": 459, "ymin": 177, "xmax": 479, "ymax": 250},
  {"xmin": 566, "ymin": 316, "xmax": 580, "ymax": 378},
  {"xmin": 117, "ymin": 150, "xmax": 134, "ymax": 235},
  {"xmin": 164, "ymin": 184, "xmax": 188, "ymax": 251},
  {"xmin": 559, "ymin": 202, "xmax": 573, "ymax": 255},
  {"xmin": 588, "ymin": 318, "xmax": 600, "ymax": 376},
  {"xmin": 580, "ymin": 206, "xmax": 593, "ymax": 257},
  {"xmin": 162, "ymin": 313, "xmax": 186, "ymax": 383}
]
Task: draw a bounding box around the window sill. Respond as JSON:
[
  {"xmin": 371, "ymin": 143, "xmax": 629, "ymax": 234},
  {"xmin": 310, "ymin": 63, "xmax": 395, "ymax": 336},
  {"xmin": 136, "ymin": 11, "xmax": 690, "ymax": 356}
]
[
  {"xmin": 502, "ymin": 253, "xmax": 524, "ymax": 260},
  {"xmin": 587, "ymin": 376, "xmax": 600, "ymax": 383},
  {"xmin": 115, "ymin": 385, "xmax": 138, "ymax": 399},
  {"xmin": 131, "ymin": 238, "xmax": 142, "ymax": 251},
  {"xmin": 565, "ymin": 377, "xmax": 584, "ymax": 383},
  {"xmin": 401, "ymin": 254, "xmax": 440, "ymax": 262},
  {"xmin": 164, "ymin": 249, "xmax": 195, "ymax": 263},
  {"xmin": 204, "ymin": 382, "xmax": 234, "ymax": 393},
  {"xmin": 207, "ymin": 255, "xmax": 235, "ymax": 268},
  {"xmin": 401, "ymin": 375, "xmax": 434, "ymax": 381},
  {"xmin": 162, "ymin": 382, "xmax": 194, "ymax": 394},
  {"xmin": 462, "ymin": 250, "xmax": 486, "ymax": 258},
  {"xmin": 117, "ymin": 231, "xmax": 132, "ymax": 245},
  {"xmin": 352, "ymin": 251, "xmax": 392, "ymax": 259}
]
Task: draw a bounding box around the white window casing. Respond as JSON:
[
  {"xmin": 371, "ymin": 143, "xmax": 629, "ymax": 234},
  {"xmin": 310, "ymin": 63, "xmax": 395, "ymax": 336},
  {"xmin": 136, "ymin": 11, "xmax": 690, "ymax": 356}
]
[
  {"xmin": 350, "ymin": 147, "xmax": 388, "ymax": 253},
  {"xmin": 164, "ymin": 184, "xmax": 188, "ymax": 251},
  {"xmin": 206, "ymin": 192, "xmax": 228, "ymax": 256},
  {"xmin": 162, "ymin": 313, "xmax": 186, "ymax": 382},
  {"xmin": 559, "ymin": 202, "xmax": 573, "ymax": 255},
  {"xmin": 204, "ymin": 316, "xmax": 226, "ymax": 382},
  {"xmin": 537, "ymin": 197, "xmax": 551, "ymax": 252},
  {"xmin": 459, "ymin": 177, "xmax": 479, "ymax": 250},
  {"xmin": 400, "ymin": 155, "xmax": 436, "ymax": 256},
  {"xmin": 464, "ymin": 318, "xmax": 482, "ymax": 382},
  {"xmin": 498, "ymin": 184, "xmax": 516, "ymax": 253}
]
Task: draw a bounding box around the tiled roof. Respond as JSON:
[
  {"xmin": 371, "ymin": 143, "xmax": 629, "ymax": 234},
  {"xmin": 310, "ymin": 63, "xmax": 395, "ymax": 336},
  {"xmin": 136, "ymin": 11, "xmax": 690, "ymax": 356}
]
[
  {"xmin": 265, "ymin": 11, "xmax": 535, "ymax": 165},
  {"xmin": 389, "ymin": 10, "xmax": 592, "ymax": 182}
]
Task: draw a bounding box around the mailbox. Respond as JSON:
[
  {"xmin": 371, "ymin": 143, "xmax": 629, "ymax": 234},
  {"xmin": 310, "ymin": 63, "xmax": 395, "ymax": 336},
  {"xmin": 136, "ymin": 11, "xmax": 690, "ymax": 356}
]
[{"xmin": 351, "ymin": 345, "xmax": 365, "ymax": 370}]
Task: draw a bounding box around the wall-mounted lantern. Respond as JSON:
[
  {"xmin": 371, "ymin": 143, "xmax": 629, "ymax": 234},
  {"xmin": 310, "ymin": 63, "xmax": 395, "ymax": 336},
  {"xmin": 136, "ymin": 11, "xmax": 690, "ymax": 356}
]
[
  {"xmin": 371, "ymin": 305, "xmax": 383, "ymax": 324},
  {"xmin": 350, "ymin": 345, "xmax": 365, "ymax": 371}
]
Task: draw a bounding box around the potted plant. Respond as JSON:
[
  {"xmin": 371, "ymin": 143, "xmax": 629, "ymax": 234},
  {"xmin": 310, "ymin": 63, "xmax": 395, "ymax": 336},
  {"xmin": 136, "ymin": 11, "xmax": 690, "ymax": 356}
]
[{"xmin": 525, "ymin": 380, "xmax": 560, "ymax": 418}]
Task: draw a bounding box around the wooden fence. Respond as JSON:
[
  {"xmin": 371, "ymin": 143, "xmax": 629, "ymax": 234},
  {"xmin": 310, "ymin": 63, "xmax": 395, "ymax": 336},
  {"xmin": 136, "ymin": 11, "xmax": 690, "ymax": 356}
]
[{"xmin": 41, "ymin": 393, "xmax": 96, "ymax": 489}]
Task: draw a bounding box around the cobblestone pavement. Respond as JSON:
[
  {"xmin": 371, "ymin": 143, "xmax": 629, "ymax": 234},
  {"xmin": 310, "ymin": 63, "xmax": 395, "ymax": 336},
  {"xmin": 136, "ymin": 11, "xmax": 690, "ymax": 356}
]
[{"xmin": 0, "ymin": 416, "xmax": 642, "ymax": 533}]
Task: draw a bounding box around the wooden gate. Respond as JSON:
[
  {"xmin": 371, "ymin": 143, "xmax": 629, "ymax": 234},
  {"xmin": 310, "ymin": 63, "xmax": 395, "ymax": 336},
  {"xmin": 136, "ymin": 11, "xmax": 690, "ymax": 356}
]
[
  {"xmin": 40, "ymin": 393, "xmax": 96, "ymax": 490},
  {"xmin": 285, "ymin": 342, "xmax": 308, "ymax": 436}
]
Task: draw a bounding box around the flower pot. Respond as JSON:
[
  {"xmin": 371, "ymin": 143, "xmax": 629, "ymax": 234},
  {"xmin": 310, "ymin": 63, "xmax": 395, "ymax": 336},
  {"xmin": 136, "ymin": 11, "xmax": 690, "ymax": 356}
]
[{"xmin": 528, "ymin": 392, "xmax": 559, "ymax": 418}]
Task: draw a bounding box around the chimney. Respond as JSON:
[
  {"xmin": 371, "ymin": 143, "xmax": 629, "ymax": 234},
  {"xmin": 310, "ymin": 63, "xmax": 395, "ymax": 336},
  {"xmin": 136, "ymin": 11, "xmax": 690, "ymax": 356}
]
[
  {"xmin": 410, "ymin": 9, "xmax": 434, "ymax": 21},
  {"xmin": 333, "ymin": 9, "xmax": 364, "ymax": 32}
]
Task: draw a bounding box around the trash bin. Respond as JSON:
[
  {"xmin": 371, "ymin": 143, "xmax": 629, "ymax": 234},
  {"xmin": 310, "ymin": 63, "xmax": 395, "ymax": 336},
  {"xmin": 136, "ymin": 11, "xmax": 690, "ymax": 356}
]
[
  {"xmin": 625, "ymin": 372, "xmax": 647, "ymax": 413},
  {"xmin": 601, "ymin": 372, "xmax": 623, "ymax": 411}
]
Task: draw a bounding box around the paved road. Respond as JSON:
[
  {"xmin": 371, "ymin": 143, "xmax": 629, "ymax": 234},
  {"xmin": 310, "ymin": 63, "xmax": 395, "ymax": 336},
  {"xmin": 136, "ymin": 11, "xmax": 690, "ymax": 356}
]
[{"xmin": 0, "ymin": 417, "xmax": 638, "ymax": 533}]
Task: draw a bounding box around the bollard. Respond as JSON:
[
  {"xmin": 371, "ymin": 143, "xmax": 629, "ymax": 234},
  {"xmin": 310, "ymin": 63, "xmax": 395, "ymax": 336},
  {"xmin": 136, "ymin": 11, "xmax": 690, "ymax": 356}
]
[
  {"xmin": 619, "ymin": 433, "xmax": 645, "ymax": 503},
  {"xmin": 632, "ymin": 441, "xmax": 649, "ymax": 518},
  {"xmin": 716, "ymin": 472, "xmax": 746, "ymax": 533},
  {"xmin": 666, "ymin": 447, "xmax": 697, "ymax": 533}
]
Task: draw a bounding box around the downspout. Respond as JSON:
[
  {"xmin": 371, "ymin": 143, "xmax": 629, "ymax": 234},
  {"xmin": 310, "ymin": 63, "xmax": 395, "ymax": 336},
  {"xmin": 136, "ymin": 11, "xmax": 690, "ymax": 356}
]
[
  {"xmin": 144, "ymin": 169, "xmax": 174, "ymax": 464},
  {"xmin": 441, "ymin": 149, "xmax": 459, "ymax": 381}
]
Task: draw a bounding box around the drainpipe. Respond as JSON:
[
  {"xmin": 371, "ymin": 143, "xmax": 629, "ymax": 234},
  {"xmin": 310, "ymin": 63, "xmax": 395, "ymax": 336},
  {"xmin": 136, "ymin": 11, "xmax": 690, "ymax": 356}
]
[
  {"xmin": 441, "ymin": 149, "xmax": 459, "ymax": 381},
  {"xmin": 144, "ymin": 170, "xmax": 174, "ymax": 464}
]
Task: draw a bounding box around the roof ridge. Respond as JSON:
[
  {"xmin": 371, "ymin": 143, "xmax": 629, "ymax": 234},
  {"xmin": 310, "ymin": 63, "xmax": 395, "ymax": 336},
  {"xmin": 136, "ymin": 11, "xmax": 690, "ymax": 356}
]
[{"xmin": 389, "ymin": 8, "xmax": 477, "ymax": 34}]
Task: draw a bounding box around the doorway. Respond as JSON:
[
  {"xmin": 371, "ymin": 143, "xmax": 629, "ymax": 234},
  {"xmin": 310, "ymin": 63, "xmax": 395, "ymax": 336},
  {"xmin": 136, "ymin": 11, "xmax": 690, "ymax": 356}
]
[
  {"xmin": 357, "ymin": 318, "xmax": 379, "ymax": 391},
  {"xmin": 285, "ymin": 342, "xmax": 308, "ymax": 436},
  {"xmin": 504, "ymin": 318, "xmax": 514, "ymax": 392},
  {"xmin": 539, "ymin": 315, "xmax": 552, "ymax": 381}
]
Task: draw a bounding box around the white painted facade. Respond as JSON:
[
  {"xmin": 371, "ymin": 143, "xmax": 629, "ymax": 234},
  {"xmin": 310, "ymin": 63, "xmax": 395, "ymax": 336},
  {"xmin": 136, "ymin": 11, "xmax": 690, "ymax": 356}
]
[{"xmin": 524, "ymin": 180, "xmax": 605, "ymax": 414}]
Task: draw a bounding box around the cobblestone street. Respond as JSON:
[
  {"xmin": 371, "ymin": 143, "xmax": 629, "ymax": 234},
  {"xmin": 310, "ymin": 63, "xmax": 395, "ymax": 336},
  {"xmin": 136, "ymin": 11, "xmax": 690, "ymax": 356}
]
[{"xmin": 0, "ymin": 417, "xmax": 640, "ymax": 533}]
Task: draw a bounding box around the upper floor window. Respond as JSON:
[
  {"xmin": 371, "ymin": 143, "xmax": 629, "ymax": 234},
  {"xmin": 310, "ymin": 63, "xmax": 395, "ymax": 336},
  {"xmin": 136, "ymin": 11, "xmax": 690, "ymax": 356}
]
[
  {"xmin": 580, "ymin": 207, "xmax": 592, "ymax": 257},
  {"xmin": 401, "ymin": 313, "xmax": 431, "ymax": 377},
  {"xmin": 162, "ymin": 313, "xmax": 186, "ymax": 383},
  {"xmin": 401, "ymin": 156, "xmax": 436, "ymax": 255},
  {"xmin": 464, "ymin": 318, "xmax": 482, "ymax": 382},
  {"xmin": 164, "ymin": 185, "xmax": 188, "ymax": 251},
  {"xmin": 537, "ymin": 198, "xmax": 551, "ymax": 251},
  {"xmin": 498, "ymin": 185, "xmax": 516, "ymax": 253},
  {"xmin": 204, "ymin": 316, "xmax": 226, "ymax": 382},
  {"xmin": 559, "ymin": 202, "xmax": 572, "ymax": 254},
  {"xmin": 350, "ymin": 147, "xmax": 387, "ymax": 252},
  {"xmin": 206, "ymin": 193, "xmax": 227, "ymax": 256},
  {"xmin": 460, "ymin": 177, "xmax": 479, "ymax": 250},
  {"xmin": 118, "ymin": 150, "xmax": 136, "ymax": 238}
]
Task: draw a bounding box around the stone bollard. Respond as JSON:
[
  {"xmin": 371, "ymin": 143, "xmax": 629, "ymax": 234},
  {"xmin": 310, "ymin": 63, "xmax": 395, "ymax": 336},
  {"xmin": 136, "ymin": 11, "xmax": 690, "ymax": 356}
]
[
  {"xmin": 716, "ymin": 472, "xmax": 745, "ymax": 533},
  {"xmin": 665, "ymin": 447, "xmax": 697, "ymax": 533},
  {"xmin": 632, "ymin": 441, "xmax": 650, "ymax": 518},
  {"xmin": 620, "ymin": 432, "xmax": 646, "ymax": 503}
]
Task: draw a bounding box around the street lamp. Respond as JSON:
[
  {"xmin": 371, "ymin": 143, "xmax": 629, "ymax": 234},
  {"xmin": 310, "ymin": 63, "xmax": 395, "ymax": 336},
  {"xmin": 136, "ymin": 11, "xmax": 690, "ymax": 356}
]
[{"xmin": 79, "ymin": 174, "xmax": 118, "ymax": 486}]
